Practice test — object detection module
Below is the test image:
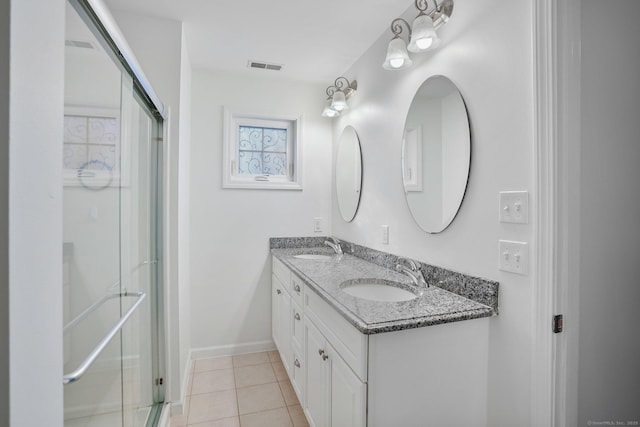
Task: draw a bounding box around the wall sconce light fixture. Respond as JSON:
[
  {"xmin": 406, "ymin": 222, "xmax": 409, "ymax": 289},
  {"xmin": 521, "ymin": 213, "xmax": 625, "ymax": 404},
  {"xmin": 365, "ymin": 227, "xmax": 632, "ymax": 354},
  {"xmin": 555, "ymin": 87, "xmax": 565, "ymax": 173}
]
[
  {"xmin": 382, "ymin": 0, "xmax": 454, "ymax": 71},
  {"xmin": 321, "ymin": 77, "xmax": 358, "ymax": 118}
]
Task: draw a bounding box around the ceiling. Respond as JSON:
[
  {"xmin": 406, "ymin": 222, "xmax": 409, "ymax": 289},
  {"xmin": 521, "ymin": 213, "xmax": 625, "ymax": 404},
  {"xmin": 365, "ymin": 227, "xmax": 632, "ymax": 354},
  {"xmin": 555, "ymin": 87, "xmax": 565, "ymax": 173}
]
[{"xmin": 103, "ymin": 0, "xmax": 413, "ymax": 84}]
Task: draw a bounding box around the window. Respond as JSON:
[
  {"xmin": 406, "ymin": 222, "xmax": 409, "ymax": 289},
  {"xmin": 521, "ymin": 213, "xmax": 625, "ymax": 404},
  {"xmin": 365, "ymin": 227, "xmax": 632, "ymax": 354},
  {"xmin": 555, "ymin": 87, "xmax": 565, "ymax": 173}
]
[
  {"xmin": 223, "ymin": 108, "xmax": 302, "ymax": 189},
  {"xmin": 63, "ymin": 107, "xmax": 122, "ymax": 189}
]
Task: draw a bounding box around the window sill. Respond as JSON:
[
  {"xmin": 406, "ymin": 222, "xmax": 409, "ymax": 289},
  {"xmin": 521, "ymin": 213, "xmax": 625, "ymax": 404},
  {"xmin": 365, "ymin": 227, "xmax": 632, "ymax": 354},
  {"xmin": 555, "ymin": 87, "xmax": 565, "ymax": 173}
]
[{"xmin": 222, "ymin": 180, "xmax": 303, "ymax": 190}]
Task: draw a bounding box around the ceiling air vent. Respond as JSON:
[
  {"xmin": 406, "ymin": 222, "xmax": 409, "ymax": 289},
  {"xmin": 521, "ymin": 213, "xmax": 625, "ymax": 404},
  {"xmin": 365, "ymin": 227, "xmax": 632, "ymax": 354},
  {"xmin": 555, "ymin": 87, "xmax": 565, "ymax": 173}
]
[
  {"xmin": 65, "ymin": 39, "xmax": 97, "ymax": 50},
  {"xmin": 248, "ymin": 60, "xmax": 283, "ymax": 71}
]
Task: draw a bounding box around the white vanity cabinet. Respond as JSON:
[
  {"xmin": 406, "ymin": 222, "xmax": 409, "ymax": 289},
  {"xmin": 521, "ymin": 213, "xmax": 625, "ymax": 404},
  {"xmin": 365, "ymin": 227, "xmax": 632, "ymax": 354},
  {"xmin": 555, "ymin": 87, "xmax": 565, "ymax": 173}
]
[
  {"xmin": 272, "ymin": 255, "xmax": 490, "ymax": 427},
  {"xmin": 272, "ymin": 257, "xmax": 306, "ymax": 401},
  {"xmin": 304, "ymin": 317, "xmax": 366, "ymax": 427},
  {"xmin": 272, "ymin": 257, "xmax": 294, "ymax": 373}
]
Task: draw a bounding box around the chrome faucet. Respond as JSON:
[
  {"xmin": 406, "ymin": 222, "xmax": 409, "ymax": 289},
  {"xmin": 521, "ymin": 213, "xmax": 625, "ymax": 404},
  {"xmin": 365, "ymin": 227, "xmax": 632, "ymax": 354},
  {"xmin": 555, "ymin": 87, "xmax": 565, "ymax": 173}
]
[
  {"xmin": 324, "ymin": 237, "xmax": 343, "ymax": 255},
  {"xmin": 395, "ymin": 257, "xmax": 429, "ymax": 289}
]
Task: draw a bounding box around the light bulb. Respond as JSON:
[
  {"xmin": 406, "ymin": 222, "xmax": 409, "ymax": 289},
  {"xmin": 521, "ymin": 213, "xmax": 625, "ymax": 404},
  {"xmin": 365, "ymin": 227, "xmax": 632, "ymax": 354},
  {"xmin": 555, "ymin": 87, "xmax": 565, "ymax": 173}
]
[
  {"xmin": 382, "ymin": 37, "xmax": 412, "ymax": 70},
  {"xmin": 408, "ymin": 14, "xmax": 439, "ymax": 53}
]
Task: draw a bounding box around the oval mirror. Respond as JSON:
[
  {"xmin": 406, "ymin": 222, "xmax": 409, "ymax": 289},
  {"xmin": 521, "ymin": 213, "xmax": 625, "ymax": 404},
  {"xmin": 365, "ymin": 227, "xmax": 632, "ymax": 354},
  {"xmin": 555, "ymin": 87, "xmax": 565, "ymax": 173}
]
[
  {"xmin": 336, "ymin": 126, "xmax": 363, "ymax": 222},
  {"xmin": 402, "ymin": 75, "xmax": 470, "ymax": 233}
]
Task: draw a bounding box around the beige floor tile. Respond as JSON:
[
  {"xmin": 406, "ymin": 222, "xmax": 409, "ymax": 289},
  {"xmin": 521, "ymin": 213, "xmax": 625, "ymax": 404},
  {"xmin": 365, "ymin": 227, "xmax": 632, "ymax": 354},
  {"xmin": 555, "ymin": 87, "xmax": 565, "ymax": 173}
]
[
  {"xmin": 271, "ymin": 360, "xmax": 288, "ymax": 382},
  {"xmin": 287, "ymin": 405, "xmax": 310, "ymax": 427},
  {"xmin": 188, "ymin": 416, "xmax": 240, "ymax": 427},
  {"xmin": 187, "ymin": 373, "xmax": 194, "ymax": 395},
  {"xmin": 232, "ymin": 352, "xmax": 270, "ymax": 368},
  {"xmin": 278, "ymin": 380, "xmax": 299, "ymax": 406},
  {"xmin": 236, "ymin": 382, "xmax": 286, "ymax": 415},
  {"xmin": 234, "ymin": 363, "xmax": 276, "ymax": 388},
  {"xmin": 267, "ymin": 350, "xmax": 281, "ymax": 363},
  {"xmin": 171, "ymin": 397, "xmax": 190, "ymax": 426},
  {"xmin": 194, "ymin": 356, "xmax": 233, "ymax": 373},
  {"xmin": 188, "ymin": 390, "xmax": 238, "ymax": 424},
  {"xmin": 240, "ymin": 407, "xmax": 293, "ymax": 427},
  {"xmin": 191, "ymin": 369, "xmax": 236, "ymax": 395}
]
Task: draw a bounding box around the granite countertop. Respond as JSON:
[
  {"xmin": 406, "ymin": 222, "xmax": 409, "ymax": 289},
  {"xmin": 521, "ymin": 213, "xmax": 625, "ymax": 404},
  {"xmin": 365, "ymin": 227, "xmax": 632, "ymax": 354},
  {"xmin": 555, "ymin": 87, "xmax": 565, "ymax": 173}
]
[{"xmin": 271, "ymin": 247, "xmax": 495, "ymax": 335}]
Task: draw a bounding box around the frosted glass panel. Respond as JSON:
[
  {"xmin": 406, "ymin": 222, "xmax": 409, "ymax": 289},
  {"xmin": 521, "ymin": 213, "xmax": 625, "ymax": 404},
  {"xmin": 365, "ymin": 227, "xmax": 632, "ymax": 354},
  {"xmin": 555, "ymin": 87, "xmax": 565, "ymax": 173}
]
[
  {"xmin": 238, "ymin": 125, "xmax": 287, "ymax": 175},
  {"xmin": 263, "ymin": 153, "xmax": 287, "ymax": 175},
  {"xmin": 263, "ymin": 128, "xmax": 287, "ymax": 152}
]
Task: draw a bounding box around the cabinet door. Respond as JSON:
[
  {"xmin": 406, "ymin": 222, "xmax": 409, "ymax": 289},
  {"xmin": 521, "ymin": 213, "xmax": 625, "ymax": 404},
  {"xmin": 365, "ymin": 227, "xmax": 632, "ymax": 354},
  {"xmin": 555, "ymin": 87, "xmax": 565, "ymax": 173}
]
[
  {"xmin": 271, "ymin": 277, "xmax": 282, "ymax": 350},
  {"xmin": 279, "ymin": 288, "xmax": 292, "ymax": 371},
  {"xmin": 305, "ymin": 318, "xmax": 330, "ymax": 427},
  {"xmin": 329, "ymin": 343, "xmax": 366, "ymax": 427},
  {"xmin": 291, "ymin": 300, "xmax": 304, "ymax": 349}
]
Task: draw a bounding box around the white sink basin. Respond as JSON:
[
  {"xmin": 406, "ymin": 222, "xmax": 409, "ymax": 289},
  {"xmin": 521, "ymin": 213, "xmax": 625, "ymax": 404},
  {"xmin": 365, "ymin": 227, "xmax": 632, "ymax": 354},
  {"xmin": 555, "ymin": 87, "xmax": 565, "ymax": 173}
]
[
  {"xmin": 294, "ymin": 254, "xmax": 333, "ymax": 260},
  {"xmin": 341, "ymin": 279, "xmax": 418, "ymax": 302}
]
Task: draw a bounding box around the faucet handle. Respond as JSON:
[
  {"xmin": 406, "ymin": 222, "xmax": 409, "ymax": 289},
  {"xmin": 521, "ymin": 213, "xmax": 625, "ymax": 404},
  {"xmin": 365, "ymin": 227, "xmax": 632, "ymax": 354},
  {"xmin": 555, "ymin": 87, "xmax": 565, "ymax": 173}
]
[{"xmin": 328, "ymin": 236, "xmax": 340, "ymax": 244}]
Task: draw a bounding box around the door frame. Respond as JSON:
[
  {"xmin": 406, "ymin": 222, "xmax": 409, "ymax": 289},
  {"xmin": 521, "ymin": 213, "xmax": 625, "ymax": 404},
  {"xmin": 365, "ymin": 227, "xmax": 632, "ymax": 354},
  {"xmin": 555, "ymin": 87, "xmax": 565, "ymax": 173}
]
[{"xmin": 532, "ymin": 0, "xmax": 581, "ymax": 426}]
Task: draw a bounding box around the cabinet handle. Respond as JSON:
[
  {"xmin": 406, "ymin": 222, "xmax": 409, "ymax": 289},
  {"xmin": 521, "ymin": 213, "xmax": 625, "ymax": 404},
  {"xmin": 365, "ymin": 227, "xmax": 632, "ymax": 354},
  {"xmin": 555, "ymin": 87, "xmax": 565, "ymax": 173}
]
[
  {"xmin": 318, "ymin": 349, "xmax": 325, "ymax": 357},
  {"xmin": 276, "ymin": 289, "xmax": 281, "ymax": 295},
  {"xmin": 294, "ymin": 284, "xmax": 301, "ymax": 293},
  {"xmin": 294, "ymin": 313, "xmax": 301, "ymax": 321},
  {"xmin": 294, "ymin": 359, "xmax": 300, "ymax": 368},
  {"xmin": 322, "ymin": 354, "xmax": 329, "ymax": 361}
]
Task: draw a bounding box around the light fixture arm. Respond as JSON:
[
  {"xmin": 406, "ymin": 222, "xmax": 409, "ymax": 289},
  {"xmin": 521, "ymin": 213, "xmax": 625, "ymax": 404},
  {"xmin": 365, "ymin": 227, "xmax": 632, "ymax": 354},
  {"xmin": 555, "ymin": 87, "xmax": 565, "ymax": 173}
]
[
  {"xmin": 326, "ymin": 77, "xmax": 358, "ymax": 99},
  {"xmin": 390, "ymin": 18, "xmax": 412, "ymax": 39},
  {"xmin": 410, "ymin": 0, "xmax": 454, "ymax": 29},
  {"xmin": 431, "ymin": 0, "xmax": 454, "ymax": 29}
]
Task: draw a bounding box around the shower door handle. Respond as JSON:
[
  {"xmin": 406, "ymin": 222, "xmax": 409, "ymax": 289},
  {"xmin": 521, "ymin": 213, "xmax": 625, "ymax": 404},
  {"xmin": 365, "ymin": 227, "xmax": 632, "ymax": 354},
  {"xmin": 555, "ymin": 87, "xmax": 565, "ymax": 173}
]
[{"xmin": 63, "ymin": 291, "xmax": 146, "ymax": 385}]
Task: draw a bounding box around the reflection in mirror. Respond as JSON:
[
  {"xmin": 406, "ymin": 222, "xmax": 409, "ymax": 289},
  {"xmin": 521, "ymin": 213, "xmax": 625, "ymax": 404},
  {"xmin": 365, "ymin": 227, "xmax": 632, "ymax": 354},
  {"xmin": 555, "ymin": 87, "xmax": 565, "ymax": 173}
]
[
  {"xmin": 336, "ymin": 126, "xmax": 363, "ymax": 222},
  {"xmin": 402, "ymin": 75, "xmax": 470, "ymax": 233}
]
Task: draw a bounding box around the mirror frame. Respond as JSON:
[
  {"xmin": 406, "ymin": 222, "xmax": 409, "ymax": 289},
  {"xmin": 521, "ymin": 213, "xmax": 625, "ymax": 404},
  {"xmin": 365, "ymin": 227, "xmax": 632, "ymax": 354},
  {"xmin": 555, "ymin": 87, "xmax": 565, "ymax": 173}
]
[{"xmin": 401, "ymin": 75, "xmax": 471, "ymax": 234}]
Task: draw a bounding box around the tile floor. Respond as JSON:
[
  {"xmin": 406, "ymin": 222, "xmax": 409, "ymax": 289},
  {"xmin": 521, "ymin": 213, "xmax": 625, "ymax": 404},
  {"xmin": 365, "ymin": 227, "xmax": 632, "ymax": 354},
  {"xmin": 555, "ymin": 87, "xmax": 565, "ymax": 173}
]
[{"xmin": 171, "ymin": 351, "xmax": 310, "ymax": 427}]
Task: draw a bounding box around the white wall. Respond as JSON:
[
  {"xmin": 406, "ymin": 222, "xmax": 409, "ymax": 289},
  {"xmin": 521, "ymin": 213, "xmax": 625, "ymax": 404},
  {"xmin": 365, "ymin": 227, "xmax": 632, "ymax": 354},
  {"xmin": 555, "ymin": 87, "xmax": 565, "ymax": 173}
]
[
  {"xmin": 0, "ymin": 0, "xmax": 10, "ymax": 422},
  {"xmin": 6, "ymin": 0, "xmax": 66, "ymax": 425},
  {"xmin": 109, "ymin": 10, "xmax": 192, "ymax": 406},
  {"xmin": 577, "ymin": 0, "xmax": 640, "ymax": 423},
  {"xmin": 177, "ymin": 29, "xmax": 193, "ymax": 406},
  {"xmin": 189, "ymin": 70, "xmax": 332, "ymax": 352},
  {"xmin": 332, "ymin": 0, "xmax": 534, "ymax": 425}
]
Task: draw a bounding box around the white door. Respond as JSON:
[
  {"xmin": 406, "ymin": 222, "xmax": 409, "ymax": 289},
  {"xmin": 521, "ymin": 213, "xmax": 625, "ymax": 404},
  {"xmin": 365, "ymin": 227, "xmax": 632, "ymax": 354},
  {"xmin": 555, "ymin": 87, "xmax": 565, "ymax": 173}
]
[{"xmin": 550, "ymin": 1, "xmax": 640, "ymax": 425}]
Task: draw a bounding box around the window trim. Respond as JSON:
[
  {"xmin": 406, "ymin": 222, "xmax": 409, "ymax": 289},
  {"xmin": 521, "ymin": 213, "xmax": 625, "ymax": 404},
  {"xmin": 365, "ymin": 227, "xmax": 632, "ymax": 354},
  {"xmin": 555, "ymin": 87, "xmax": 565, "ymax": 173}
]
[{"xmin": 223, "ymin": 107, "xmax": 303, "ymax": 190}]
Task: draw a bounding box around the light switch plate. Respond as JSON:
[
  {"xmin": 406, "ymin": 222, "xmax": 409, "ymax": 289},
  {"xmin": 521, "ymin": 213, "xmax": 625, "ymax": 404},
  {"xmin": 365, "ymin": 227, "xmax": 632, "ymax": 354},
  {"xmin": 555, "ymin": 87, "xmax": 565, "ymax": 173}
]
[
  {"xmin": 313, "ymin": 217, "xmax": 323, "ymax": 233},
  {"xmin": 499, "ymin": 240, "xmax": 529, "ymax": 275},
  {"xmin": 499, "ymin": 191, "xmax": 529, "ymax": 224},
  {"xmin": 381, "ymin": 225, "xmax": 389, "ymax": 244}
]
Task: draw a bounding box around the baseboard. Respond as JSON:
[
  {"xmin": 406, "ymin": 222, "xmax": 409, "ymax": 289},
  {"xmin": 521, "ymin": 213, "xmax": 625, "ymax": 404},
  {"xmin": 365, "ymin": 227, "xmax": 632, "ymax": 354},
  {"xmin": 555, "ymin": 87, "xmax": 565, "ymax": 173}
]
[{"xmin": 190, "ymin": 340, "xmax": 275, "ymax": 360}]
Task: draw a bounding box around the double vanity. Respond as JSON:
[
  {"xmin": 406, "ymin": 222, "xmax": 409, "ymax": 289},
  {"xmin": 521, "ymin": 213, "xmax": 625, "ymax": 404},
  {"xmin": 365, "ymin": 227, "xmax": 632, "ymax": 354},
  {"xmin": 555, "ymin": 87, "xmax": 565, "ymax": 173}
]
[{"xmin": 270, "ymin": 237, "xmax": 498, "ymax": 427}]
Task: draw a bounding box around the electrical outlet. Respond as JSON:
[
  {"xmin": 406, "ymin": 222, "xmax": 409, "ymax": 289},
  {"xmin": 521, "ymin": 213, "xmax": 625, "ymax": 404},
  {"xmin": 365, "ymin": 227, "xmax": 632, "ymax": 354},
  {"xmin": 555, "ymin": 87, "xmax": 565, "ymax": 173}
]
[
  {"xmin": 499, "ymin": 191, "xmax": 529, "ymax": 224},
  {"xmin": 499, "ymin": 240, "xmax": 529, "ymax": 275},
  {"xmin": 313, "ymin": 217, "xmax": 323, "ymax": 233},
  {"xmin": 381, "ymin": 225, "xmax": 389, "ymax": 244}
]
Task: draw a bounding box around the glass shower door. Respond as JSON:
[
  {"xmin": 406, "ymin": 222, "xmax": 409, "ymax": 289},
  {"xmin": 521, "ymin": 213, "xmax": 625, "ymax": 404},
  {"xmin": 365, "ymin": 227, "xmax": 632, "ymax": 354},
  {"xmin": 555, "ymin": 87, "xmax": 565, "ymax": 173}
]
[{"xmin": 63, "ymin": 1, "xmax": 163, "ymax": 425}]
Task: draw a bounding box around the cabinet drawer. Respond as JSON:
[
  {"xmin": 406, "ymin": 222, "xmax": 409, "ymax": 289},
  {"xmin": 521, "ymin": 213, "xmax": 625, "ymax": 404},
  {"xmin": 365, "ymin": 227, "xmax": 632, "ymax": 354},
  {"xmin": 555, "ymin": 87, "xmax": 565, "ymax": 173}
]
[
  {"xmin": 290, "ymin": 273, "xmax": 304, "ymax": 307},
  {"xmin": 272, "ymin": 257, "xmax": 290, "ymax": 287},
  {"xmin": 292, "ymin": 300, "xmax": 304, "ymax": 350},
  {"xmin": 304, "ymin": 287, "xmax": 368, "ymax": 381}
]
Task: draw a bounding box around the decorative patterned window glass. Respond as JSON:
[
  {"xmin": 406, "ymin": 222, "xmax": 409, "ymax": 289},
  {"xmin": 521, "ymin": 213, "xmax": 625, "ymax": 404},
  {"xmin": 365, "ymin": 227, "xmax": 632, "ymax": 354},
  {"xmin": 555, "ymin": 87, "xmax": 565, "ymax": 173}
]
[
  {"xmin": 238, "ymin": 126, "xmax": 288, "ymax": 176},
  {"xmin": 63, "ymin": 107, "xmax": 121, "ymax": 188},
  {"xmin": 223, "ymin": 108, "xmax": 302, "ymax": 190}
]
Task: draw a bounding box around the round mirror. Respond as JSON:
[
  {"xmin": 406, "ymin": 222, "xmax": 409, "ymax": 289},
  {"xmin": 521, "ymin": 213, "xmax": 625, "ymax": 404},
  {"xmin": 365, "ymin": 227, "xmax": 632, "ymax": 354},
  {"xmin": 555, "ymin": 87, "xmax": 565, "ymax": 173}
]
[
  {"xmin": 402, "ymin": 75, "xmax": 470, "ymax": 233},
  {"xmin": 336, "ymin": 126, "xmax": 363, "ymax": 222}
]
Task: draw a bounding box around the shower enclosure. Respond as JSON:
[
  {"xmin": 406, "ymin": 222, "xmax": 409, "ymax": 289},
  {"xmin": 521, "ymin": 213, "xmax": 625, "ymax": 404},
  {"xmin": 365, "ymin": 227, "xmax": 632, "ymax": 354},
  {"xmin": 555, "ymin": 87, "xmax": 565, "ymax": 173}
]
[{"xmin": 62, "ymin": 1, "xmax": 165, "ymax": 425}]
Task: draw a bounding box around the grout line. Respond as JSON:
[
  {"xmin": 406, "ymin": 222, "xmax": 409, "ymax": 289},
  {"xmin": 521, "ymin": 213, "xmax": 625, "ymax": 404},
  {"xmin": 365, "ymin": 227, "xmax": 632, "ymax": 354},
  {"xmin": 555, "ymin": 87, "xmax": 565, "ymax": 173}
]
[{"xmin": 234, "ymin": 365, "xmax": 242, "ymax": 426}]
